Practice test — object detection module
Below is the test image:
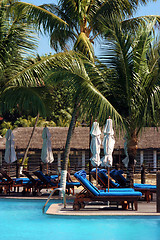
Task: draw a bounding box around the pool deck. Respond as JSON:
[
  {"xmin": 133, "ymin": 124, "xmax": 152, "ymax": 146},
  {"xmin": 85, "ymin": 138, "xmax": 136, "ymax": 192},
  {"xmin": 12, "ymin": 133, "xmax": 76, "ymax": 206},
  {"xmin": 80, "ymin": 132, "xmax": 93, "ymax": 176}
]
[
  {"xmin": 2, "ymin": 191, "xmax": 160, "ymax": 216},
  {"xmin": 1, "ymin": 188, "xmax": 160, "ymax": 216},
  {"xmin": 46, "ymin": 200, "xmax": 160, "ymax": 216}
]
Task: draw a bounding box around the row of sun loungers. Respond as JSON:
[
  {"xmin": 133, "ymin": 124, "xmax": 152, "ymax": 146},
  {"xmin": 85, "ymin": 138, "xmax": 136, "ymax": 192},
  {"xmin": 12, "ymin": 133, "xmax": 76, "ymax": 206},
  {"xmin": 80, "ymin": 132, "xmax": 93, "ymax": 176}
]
[
  {"xmin": 91, "ymin": 168, "xmax": 156, "ymax": 202},
  {"xmin": 73, "ymin": 170, "xmax": 142, "ymax": 211},
  {"xmin": 0, "ymin": 168, "xmax": 156, "ymax": 211},
  {"xmin": 0, "ymin": 170, "xmax": 81, "ymax": 196}
]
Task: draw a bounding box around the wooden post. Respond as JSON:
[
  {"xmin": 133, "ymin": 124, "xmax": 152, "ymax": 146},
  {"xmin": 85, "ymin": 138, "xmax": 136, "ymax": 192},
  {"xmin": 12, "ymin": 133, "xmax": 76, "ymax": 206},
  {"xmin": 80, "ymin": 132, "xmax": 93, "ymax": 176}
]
[
  {"xmin": 108, "ymin": 167, "xmax": 110, "ymax": 192},
  {"xmin": 46, "ymin": 163, "xmax": 48, "ymax": 175},
  {"xmin": 0, "ymin": 151, "xmax": 2, "ymax": 167},
  {"xmin": 140, "ymin": 150, "xmax": 144, "ymax": 166},
  {"xmin": 118, "ymin": 146, "xmax": 121, "ymax": 166},
  {"xmin": 82, "ymin": 151, "xmax": 85, "ymax": 170},
  {"xmin": 57, "ymin": 151, "xmax": 61, "ymax": 174},
  {"xmin": 153, "ymin": 150, "xmax": 157, "ymax": 172},
  {"xmin": 141, "ymin": 164, "xmax": 145, "ymax": 184},
  {"xmin": 89, "ymin": 116, "xmax": 93, "ymax": 182},
  {"xmin": 96, "ymin": 166, "xmax": 98, "ymax": 187},
  {"xmin": 156, "ymin": 171, "xmax": 160, "ymax": 212}
]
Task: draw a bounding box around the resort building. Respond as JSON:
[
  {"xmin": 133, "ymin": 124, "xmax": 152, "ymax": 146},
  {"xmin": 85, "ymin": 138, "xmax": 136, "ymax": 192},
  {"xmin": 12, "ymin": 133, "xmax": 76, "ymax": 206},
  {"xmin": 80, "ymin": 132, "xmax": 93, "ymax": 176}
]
[{"xmin": 0, "ymin": 127, "xmax": 159, "ymax": 175}]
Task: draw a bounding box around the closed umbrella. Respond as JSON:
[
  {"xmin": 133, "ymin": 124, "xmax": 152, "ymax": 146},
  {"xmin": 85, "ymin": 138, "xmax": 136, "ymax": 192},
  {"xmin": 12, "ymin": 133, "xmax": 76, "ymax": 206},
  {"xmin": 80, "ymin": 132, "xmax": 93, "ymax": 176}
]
[
  {"xmin": 101, "ymin": 117, "xmax": 115, "ymax": 192},
  {"xmin": 41, "ymin": 127, "xmax": 54, "ymax": 174},
  {"xmin": 4, "ymin": 129, "xmax": 17, "ymax": 175},
  {"xmin": 90, "ymin": 120, "xmax": 101, "ymax": 185}
]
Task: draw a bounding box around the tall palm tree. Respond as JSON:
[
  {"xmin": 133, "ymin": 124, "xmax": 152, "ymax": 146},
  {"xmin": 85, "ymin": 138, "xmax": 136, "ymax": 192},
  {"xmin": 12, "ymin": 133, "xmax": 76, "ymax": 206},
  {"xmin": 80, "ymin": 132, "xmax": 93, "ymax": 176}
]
[
  {"xmin": 100, "ymin": 17, "xmax": 160, "ymax": 185},
  {"xmin": 13, "ymin": 0, "xmax": 157, "ymax": 60},
  {"xmin": 6, "ymin": 48, "xmax": 123, "ymax": 178},
  {"xmin": 12, "ymin": 0, "xmax": 159, "ymax": 192},
  {"xmin": 0, "ymin": 0, "xmax": 48, "ymax": 174}
]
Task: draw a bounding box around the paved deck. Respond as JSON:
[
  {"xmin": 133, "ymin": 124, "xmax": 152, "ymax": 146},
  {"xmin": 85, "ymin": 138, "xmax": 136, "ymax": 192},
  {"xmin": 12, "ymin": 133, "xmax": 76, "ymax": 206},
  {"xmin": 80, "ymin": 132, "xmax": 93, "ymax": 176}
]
[
  {"xmin": 46, "ymin": 198, "xmax": 160, "ymax": 216},
  {"xmin": 1, "ymin": 187, "xmax": 160, "ymax": 216}
]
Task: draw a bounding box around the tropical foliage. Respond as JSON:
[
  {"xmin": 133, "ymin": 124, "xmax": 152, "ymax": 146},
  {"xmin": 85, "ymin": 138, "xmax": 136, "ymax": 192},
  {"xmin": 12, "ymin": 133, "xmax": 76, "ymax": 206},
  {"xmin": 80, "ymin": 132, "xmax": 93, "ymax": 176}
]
[
  {"xmin": 0, "ymin": 116, "xmax": 56, "ymax": 136},
  {"xmin": 0, "ymin": 0, "xmax": 46, "ymax": 117},
  {"xmin": 11, "ymin": 0, "xmax": 160, "ymax": 189},
  {"xmin": 100, "ymin": 17, "xmax": 160, "ymax": 184},
  {"xmin": 1, "ymin": 0, "xmax": 160, "ymax": 188},
  {"xmin": 13, "ymin": 0, "xmax": 158, "ymax": 61}
]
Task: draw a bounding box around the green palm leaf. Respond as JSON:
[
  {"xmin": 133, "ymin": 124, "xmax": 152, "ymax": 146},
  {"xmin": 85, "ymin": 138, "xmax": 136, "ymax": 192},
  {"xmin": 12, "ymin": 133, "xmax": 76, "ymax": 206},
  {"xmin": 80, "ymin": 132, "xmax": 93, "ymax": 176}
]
[
  {"xmin": 99, "ymin": 17, "xmax": 160, "ymax": 135},
  {"xmin": 13, "ymin": 2, "xmax": 67, "ymax": 31},
  {"xmin": 6, "ymin": 51, "xmax": 122, "ymax": 125},
  {"xmin": 2, "ymin": 86, "xmax": 46, "ymax": 116}
]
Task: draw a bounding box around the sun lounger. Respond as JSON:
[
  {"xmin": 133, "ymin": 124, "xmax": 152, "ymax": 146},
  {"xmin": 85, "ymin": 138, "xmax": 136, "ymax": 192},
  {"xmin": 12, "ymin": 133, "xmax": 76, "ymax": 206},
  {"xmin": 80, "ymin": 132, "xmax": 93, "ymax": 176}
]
[
  {"xmin": 0, "ymin": 170, "xmax": 28, "ymax": 194},
  {"xmin": 0, "ymin": 170, "xmax": 13, "ymax": 194},
  {"xmin": 22, "ymin": 170, "xmax": 44, "ymax": 195},
  {"xmin": 91, "ymin": 168, "xmax": 119, "ymax": 188},
  {"xmin": 34, "ymin": 171, "xmax": 80, "ymax": 195},
  {"xmin": 73, "ymin": 170, "xmax": 142, "ymax": 211},
  {"xmin": 110, "ymin": 169, "xmax": 157, "ymax": 202},
  {"xmin": 33, "ymin": 171, "xmax": 59, "ymax": 192}
]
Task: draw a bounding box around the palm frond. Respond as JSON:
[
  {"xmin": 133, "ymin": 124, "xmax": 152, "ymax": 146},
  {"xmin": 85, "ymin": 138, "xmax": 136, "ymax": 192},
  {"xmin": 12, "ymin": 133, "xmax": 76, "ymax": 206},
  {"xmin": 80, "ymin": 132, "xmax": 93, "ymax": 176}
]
[
  {"xmin": 90, "ymin": 0, "xmax": 154, "ymax": 30},
  {"xmin": 0, "ymin": 3, "xmax": 38, "ymax": 89},
  {"xmin": 42, "ymin": 51, "xmax": 123, "ymax": 125},
  {"xmin": 2, "ymin": 86, "xmax": 46, "ymax": 116},
  {"xmin": 99, "ymin": 16, "xmax": 160, "ymax": 132},
  {"xmin": 13, "ymin": 1, "xmax": 67, "ymax": 34},
  {"xmin": 122, "ymin": 15, "xmax": 160, "ymax": 31}
]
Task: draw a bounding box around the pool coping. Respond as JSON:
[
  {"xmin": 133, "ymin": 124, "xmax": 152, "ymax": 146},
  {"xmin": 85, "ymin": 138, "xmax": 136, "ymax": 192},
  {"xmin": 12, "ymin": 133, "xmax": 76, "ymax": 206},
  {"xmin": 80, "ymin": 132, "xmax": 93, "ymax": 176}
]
[
  {"xmin": 46, "ymin": 202, "xmax": 160, "ymax": 216},
  {"xmin": 2, "ymin": 195, "xmax": 160, "ymax": 216}
]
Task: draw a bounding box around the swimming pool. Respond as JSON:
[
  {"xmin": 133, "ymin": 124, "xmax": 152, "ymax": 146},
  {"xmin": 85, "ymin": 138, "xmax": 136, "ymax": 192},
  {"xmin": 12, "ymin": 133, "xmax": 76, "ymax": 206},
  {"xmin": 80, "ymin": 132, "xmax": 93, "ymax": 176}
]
[{"xmin": 0, "ymin": 199, "xmax": 160, "ymax": 240}]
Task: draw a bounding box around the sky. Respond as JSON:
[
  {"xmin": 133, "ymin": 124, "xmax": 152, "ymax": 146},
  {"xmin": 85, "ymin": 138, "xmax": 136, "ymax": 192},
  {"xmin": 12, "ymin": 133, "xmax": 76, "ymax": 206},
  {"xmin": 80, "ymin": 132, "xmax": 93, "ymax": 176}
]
[{"xmin": 23, "ymin": 0, "xmax": 160, "ymax": 56}]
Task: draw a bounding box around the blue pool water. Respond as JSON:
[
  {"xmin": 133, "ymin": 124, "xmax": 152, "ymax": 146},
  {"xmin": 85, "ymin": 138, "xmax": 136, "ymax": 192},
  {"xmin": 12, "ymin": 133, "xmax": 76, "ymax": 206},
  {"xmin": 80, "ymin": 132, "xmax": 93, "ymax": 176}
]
[{"xmin": 0, "ymin": 199, "xmax": 160, "ymax": 240}]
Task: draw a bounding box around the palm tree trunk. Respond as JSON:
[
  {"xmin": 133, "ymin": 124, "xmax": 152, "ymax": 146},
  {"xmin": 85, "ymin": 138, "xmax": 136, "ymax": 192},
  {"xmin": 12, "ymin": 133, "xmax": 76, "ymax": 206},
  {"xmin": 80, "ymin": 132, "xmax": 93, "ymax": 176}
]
[
  {"xmin": 18, "ymin": 113, "xmax": 39, "ymax": 176},
  {"xmin": 60, "ymin": 100, "xmax": 80, "ymax": 195},
  {"xmin": 126, "ymin": 131, "xmax": 138, "ymax": 187}
]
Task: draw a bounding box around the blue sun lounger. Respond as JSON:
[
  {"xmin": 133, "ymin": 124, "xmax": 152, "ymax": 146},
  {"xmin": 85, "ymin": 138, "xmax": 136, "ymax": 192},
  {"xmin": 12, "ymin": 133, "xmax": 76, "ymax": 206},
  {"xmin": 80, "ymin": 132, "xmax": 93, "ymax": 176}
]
[
  {"xmin": 91, "ymin": 169, "xmax": 134, "ymax": 192},
  {"xmin": 110, "ymin": 169, "xmax": 157, "ymax": 202},
  {"xmin": 22, "ymin": 170, "xmax": 46, "ymax": 195},
  {"xmin": 0, "ymin": 170, "xmax": 31, "ymax": 194},
  {"xmin": 91, "ymin": 168, "xmax": 119, "ymax": 188},
  {"xmin": 34, "ymin": 171, "xmax": 80, "ymax": 195},
  {"xmin": 51, "ymin": 172, "xmax": 81, "ymax": 195},
  {"xmin": 73, "ymin": 170, "xmax": 142, "ymax": 211}
]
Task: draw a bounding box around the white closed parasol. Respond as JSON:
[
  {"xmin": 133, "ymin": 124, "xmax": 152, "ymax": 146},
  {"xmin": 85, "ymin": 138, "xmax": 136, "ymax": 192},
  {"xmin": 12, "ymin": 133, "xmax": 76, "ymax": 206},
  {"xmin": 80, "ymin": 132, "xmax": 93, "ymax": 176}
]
[
  {"xmin": 101, "ymin": 117, "xmax": 115, "ymax": 191},
  {"xmin": 4, "ymin": 129, "xmax": 17, "ymax": 175},
  {"xmin": 41, "ymin": 126, "xmax": 54, "ymax": 174},
  {"xmin": 90, "ymin": 120, "xmax": 101, "ymax": 185}
]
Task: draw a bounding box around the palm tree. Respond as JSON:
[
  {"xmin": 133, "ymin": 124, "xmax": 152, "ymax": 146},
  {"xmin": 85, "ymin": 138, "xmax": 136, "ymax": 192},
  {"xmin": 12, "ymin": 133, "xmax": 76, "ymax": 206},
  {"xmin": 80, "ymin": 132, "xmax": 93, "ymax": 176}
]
[
  {"xmin": 0, "ymin": 0, "xmax": 48, "ymax": 174},
  {"xmin": 5, "ymin": 48, "xmax": 123, "ymax": 179},
  {"xmin": 12, "ymin": 0, "xmax": 159, "ymax": 192},
  {"xmin": 100, "ymin": 17, "xmax": 160, "ymax": 185},
  {"xmin": 13, "ymin": 0, "xmax": 158, "ymax": 60}
]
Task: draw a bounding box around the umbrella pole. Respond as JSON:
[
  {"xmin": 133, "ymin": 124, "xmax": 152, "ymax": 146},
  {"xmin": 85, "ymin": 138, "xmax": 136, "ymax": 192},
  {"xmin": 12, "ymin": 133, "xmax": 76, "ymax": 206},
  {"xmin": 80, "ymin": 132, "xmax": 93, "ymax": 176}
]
[
  {"xmin": 9, "ymin": 133, "xmax": 11, "ymax": 177},
  {"xmin": 108, "ymin": 166, "xmax": 110, "ymax": 192},
  {"xmin": 8, "ymin": 164, "xmax": 10, "ymax": 177},
  {"xmin": 96, "ymin": 165, "xmax": 98, "ymax": 187},
  {"xmin": 46, "ymin": 163, "xmax": 48, "ymax": 175}
]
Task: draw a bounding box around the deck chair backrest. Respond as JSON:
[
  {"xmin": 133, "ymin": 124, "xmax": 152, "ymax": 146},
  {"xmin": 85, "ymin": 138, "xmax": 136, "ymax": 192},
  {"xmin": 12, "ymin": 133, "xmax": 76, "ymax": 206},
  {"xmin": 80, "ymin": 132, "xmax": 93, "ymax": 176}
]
[
  {"xmin": 74, "ymin": 170, "xmax": 99, "ymax": 196},
  {"xmin": 33, "ymin": 171, "xmax": 50, "ymax": 184},
  {"xmin": 0, "ymin": 170, "xmax": 13, "ymax": 182},
  {"xmin": 110, "ymin": 169, "xmax": 127, "ymax": 187},
  {"xmin": 90, "ymin": 168, "xmax": 103, "ymax": 185},
  {"xmin": 99, "ymin": 169, "xmax": 119, "ymax": 188},
  {"xmin": 22, "ymin": 171, "xmax": 37, "ymax": 183}
]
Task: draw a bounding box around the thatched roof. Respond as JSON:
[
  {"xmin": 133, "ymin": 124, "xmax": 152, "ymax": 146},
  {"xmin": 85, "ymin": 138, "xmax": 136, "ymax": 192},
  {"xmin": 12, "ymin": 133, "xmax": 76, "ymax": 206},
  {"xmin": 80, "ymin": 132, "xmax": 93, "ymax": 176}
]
[
  {"xmin": 0, "ymin": 127, "xmax": 159, "ymax": 151},
  {"xmin": 0, "ymin": 127, "xmax": 89, "ymax": 151}
]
